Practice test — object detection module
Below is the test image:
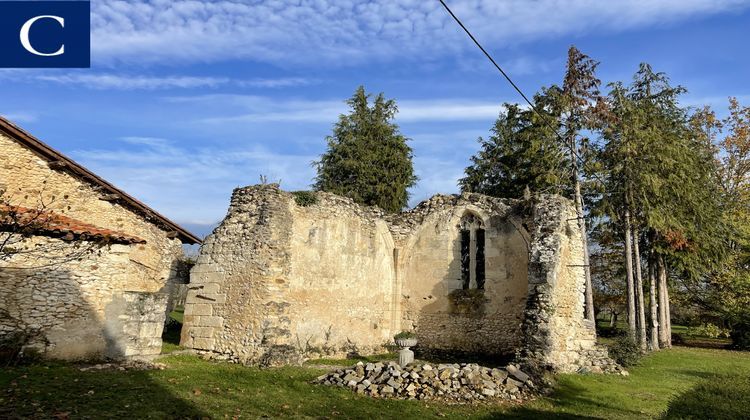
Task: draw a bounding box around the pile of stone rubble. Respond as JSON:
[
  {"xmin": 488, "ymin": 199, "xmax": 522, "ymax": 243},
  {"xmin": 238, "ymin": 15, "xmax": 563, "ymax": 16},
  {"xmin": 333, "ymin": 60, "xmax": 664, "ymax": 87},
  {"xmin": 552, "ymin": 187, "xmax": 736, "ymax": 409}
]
[
  {"xmin": 78, "ymin": 360, "xmax": 167, "ymax": 372},
  {"xmin": 315, "ymin": 361, "xmax": 535, "ymax": 402}
]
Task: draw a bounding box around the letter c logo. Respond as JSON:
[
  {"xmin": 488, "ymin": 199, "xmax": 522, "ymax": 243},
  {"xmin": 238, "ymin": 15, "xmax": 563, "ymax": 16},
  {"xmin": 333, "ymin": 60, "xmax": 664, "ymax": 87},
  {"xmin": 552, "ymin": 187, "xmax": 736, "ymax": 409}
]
[{"xmin": 20, "ymin": 15, "xmax": 65, "ymax": 57}]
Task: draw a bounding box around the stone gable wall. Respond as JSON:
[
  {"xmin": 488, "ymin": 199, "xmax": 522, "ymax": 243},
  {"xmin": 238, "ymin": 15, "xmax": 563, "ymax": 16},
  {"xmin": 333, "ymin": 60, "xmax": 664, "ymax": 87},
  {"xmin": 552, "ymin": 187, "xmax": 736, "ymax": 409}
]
[
  {"xmin": 0, "ymin": 133, "xmax": 184, "ymax": 288},
  {"xmin": 0, "ymin": 132, "xmax": 184, "ymax": 360}
]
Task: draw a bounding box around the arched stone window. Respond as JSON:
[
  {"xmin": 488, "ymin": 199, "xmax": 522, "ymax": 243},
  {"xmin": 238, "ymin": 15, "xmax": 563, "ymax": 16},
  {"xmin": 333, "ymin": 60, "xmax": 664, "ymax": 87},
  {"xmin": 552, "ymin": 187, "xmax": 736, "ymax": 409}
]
[{"xmin": 459, "ymin": 213, "xmax": 485, "ymax": 290}]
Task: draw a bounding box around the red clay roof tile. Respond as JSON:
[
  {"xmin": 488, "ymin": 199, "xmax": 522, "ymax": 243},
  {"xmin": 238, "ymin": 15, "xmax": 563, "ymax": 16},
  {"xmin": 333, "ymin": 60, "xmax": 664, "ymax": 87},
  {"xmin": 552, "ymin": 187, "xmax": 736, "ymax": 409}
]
[{"xmin": 0, "ymin": 204, "xmax": 146, "ymax": 244}]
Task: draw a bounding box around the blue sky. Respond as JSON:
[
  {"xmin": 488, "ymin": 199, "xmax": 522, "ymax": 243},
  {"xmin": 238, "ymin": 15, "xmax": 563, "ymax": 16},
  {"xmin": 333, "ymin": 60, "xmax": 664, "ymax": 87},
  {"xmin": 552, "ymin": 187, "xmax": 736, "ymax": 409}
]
[{"xmin": 2, "ymin": 0, "xmax": 750, "ymax": 238}]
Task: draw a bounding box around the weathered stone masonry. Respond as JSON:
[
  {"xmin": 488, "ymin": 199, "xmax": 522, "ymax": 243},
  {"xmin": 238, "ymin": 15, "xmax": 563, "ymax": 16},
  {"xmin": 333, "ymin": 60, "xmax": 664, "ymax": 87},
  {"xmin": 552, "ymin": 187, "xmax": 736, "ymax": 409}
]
[
  {"xmin": 0, "ymin": 117, "xmax": 200, "ymax": 360},
  {"xmin": 183, "ymin": 184, "xmax": 609, "ymax": 372}
]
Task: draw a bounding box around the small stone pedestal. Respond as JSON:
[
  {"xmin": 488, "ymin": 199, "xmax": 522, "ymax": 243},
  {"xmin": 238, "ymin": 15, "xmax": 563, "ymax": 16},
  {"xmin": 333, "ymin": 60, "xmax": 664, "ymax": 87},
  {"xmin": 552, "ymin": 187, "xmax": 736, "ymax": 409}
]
[
  {"xmin": 398, "ymin": 347, "xmax": 414, "ymax": 367},
  {"xmin": 395, "ymin": 338, "xmax": 417, "ymax": 367}
]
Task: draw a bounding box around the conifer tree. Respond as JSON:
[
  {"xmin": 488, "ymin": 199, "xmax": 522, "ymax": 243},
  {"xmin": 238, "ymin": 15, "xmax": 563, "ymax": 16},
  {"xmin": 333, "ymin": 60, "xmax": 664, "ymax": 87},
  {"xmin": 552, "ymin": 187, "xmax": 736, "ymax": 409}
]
[
  {"xmin": 596, "ymin": 64, "xmax": 728, "ymax": 349},
  {"xmin": 459, "ymin": 88, "xmax": 570, "ymax": 198},
  {"xmin": 313, "ymin": 86, "xmax": 417, "ymax": 213},
  {"xmin": 595, "ymin": 81, "xmax": 639, "ymax": 338},
  {"xmin": 561, "ymin": 46, "xmax": 602, "ymax": 322}
]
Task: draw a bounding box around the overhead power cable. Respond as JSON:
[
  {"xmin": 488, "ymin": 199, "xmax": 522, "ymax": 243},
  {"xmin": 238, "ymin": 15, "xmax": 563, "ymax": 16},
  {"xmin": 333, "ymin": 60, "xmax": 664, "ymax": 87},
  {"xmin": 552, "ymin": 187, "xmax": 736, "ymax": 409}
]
[
  {"xmin": 437, "ymin": 0, "xmax": 537, "ymax": 114},
  {"xmin": 436, "ymin": 0, "xmax": 588, "ymax": 167}
]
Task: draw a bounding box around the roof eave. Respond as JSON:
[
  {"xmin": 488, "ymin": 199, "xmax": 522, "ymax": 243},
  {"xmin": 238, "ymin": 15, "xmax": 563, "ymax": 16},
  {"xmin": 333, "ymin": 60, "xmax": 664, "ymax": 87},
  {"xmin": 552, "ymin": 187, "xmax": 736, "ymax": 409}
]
[{"xmin": 0, "ymin": 117, "xmax": 202, "ymax": 245}]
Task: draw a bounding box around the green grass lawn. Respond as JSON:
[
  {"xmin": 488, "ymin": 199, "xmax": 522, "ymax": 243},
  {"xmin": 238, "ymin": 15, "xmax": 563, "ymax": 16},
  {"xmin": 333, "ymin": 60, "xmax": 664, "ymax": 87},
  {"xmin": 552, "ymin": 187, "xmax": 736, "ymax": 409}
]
[
  {"xmin": 1, "ymin": 346, "xmax": 748, "ymax": 419},
  {"xmin": 597, "ymin": 320, "xmax": 733, "ymax": 350}
]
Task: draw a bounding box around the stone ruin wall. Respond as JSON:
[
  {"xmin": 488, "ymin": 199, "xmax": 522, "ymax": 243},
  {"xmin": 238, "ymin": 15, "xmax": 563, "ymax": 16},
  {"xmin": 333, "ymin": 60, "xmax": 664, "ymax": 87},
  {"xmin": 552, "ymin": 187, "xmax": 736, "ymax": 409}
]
[
  {"xmin": 0, "ymin": 131, "xmax": 184, "ymax": 360},
  {"xmin": 182, "ymin": 184, "xmax": 601, "ymax": 372},
  {"xmin": 0, "ymin": 236, "xmax": 173, "ymax": 360},
  {"xmin": 286, "ymin": 194, "xmax": 397, "ymax": 355},
  {"xmin": 183, "ymin": 187, "xmax": 398, "ymax": 363},
  {"xmin": 519, "ymin": 196, "xmax": 599, "ymax": 373},
  {"xmin": 389, "ymin": 194, "xmax": 530, "ymax": 356}
]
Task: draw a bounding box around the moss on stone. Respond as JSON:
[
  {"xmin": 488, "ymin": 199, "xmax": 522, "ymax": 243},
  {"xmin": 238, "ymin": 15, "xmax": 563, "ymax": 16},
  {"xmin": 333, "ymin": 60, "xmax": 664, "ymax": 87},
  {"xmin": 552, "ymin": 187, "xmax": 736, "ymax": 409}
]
[
  {"xmin": 447, "ymin": 289, "xmax": 488, "ymax": 318},
  {"xmin": 291, "ymin": 191, "xmax": 318, "ymax": 207}
]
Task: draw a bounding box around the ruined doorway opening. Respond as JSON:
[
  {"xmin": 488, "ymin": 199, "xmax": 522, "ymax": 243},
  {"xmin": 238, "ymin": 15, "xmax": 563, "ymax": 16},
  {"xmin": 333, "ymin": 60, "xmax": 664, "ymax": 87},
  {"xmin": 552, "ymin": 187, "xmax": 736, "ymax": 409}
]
[{"xmin": 460, "ymin": 213, "xmax": 486, "ymax": 290}]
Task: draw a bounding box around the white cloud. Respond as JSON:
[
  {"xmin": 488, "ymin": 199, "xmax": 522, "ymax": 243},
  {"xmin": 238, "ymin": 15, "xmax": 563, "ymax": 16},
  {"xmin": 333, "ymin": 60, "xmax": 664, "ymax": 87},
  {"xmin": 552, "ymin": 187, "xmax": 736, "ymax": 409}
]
[
  {"xmin": 171, "ymin": 94, "xmax": 505, "ymax": 124},
  {"xmin": 11, "ymin": 72, "xmax": 314, "ymax": 90},
  {"xmin": 120, "ymin": 136, "xmax": 173, "ymax": 147},
  {"xmin": 89, "ymin": 0, "xmax": 750, "ymax": 67},
  {"xmin": 36, "ymin": 74, "xmax": 229, "ymax": 89},
  {"xmin": 238, "ymin": 78, "xmax": 316, "ymax": 88},
  {"xmin": 398, "ymin": 100, "xmax": 501, "ymax": 122},
  {"xmin": 69, "ymin": 125, "xmax": 484, "ymax": 225},
  {"xmin": 72, "ymin": 137, "xmax": 317, "ymax": 225},
  {"xmin": 195, "ymin": 99, "xmax": 346, "ymax": 124}
]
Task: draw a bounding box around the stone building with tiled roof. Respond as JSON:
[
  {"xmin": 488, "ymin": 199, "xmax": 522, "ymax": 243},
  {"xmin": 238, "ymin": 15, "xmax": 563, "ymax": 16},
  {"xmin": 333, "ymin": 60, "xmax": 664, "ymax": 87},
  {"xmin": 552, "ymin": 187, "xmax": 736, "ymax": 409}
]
[{"xmin": 0, "ymin": 116, "xmax": 200, "ymax": 360}]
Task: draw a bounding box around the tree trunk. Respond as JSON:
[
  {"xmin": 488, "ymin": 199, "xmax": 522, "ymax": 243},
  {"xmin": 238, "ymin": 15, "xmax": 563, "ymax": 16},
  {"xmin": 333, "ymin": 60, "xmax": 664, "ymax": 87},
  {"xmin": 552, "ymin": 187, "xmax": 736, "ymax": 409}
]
[
  {"xmin": 610, "ymin": 312, "xmax": 615, "ymax": 327},
  {"xmin": 633, "ymin": 227, "xmax": 647, "ymax": 350},
  {"xmin": 571, "ymin": 148, "xmax": 595, "ymax": 322},
  {"xmin": 657, "ymin": 254, "xmax": 671, "ymax": 348},
  {"xmin": 624, "ymin": 209, "xmax": 637, "ymax": 338},
  {"xmin": 663, "ymin": 272, "xmax": 672, "ymax": 348},
  {"xmin": 648, "ymin": 254, "xmax": 659, "ymax": 350}
]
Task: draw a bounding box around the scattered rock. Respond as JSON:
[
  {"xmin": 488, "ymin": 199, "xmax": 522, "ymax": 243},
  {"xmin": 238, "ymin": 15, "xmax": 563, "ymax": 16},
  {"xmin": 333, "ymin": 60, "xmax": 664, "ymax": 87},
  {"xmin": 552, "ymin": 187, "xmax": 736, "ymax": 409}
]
[
  {"xmin": 507, "ymin": 364, "xmax": 530, "ymax": 383},
  {"xmin": 315, "ymin": 362, "xmax": 534, "ymax": 402},
  {"xmin": 78, "ymin": 360, "xmax": 166, "ymax": 372}
]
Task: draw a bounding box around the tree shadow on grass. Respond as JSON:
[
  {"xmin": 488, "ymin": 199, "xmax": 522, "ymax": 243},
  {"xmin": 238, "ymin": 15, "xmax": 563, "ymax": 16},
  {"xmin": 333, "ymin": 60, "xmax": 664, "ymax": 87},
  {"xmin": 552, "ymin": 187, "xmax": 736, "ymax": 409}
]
[
  {"xmin": 661, "ymin": 374, "xmax": 750, "ymax": 419},
  {"xmin": 480, "ymin": 378, "xmax": 648, "ymax": 419},
  {"xmin": 0, "ymin": 361, "xmax": 207, "ymax": 418},
  {"xmin": 673, "ymin": 340, "xmax": 731, "ymax": 350},
  {"xmin": 662, "ymin": 368, "xmax": 717, "ymax": 380},
  {"xmin": 479, "ymin": 407, "xmax": 602, "ymax": 419}
]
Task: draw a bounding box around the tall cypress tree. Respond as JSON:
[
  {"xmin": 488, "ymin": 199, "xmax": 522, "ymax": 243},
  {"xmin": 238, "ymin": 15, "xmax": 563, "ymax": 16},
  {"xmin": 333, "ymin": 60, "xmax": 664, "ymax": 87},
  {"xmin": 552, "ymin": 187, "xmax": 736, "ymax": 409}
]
[
  {"xmin": 595, "ymin": 64, "xmax": 728, "ymax": 349},
  {"xmin": 561, "ymin": 46, "xmax": 602, "ymax": 322},
  {"xmin": 313, "ymin": 86, "xmax": 417, "ymax": 213},
  {"xmin": 459, "ymin": 87, "xmax": 570, "ymax": 198}
]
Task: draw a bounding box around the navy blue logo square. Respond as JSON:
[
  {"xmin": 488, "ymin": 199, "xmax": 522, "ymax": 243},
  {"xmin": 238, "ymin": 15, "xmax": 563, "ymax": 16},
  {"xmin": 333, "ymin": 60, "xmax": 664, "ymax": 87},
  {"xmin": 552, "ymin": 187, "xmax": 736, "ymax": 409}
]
[{"xmin": 0, "ymin": 1, "xmax": 90, "ymax": 68}]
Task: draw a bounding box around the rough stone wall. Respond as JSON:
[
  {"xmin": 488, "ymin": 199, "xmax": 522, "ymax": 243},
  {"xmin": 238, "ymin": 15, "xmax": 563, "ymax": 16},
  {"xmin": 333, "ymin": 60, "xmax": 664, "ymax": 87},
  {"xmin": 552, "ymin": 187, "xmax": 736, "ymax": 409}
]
[
  {"xmin": 0, "ymin": 132, "xmax": 184, "ymax": 359},
  {"xmin": 106, "ymin": 292, "xmax": 169, "ymax": 358},
  {"xmin": 183, "ymin": 186, "xmax": 535, "ymax": 363},
  {"xmin": 0, "ymin": 132, "xmax": 184, "ymax": 291},
  {"xmin": 393, "ymin": 194, "xmax": 530, "ymax": 356},
  {"xmin": 182, "ymin": 186, "xmax": 286, "ymax": 362},
  {"xmin": 519, "ymin": 195, "xmax": 598, "ymax": 372},
  {"xmin": 0, "ymin": 238, "xmax": 167, "ymax": 359},
  {"xmin": 183, "ymin": 186, "xmax": 396, "ymax": 363},
  {"xmin": 182, "ymin": 185, "xmax": 599, "ymax": 371}
]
